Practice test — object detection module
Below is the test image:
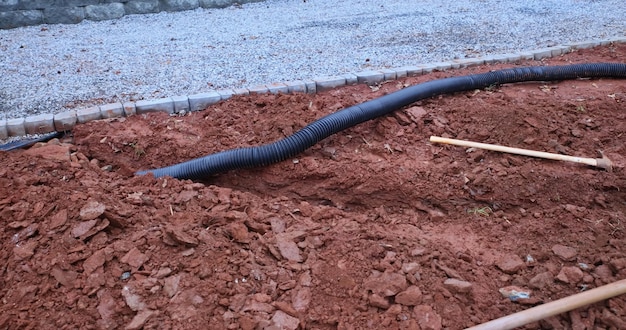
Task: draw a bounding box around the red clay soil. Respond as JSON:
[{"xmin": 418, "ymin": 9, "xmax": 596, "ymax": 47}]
[{"xmin": 1, "ymin": 44, "xmax": 626, "ymax": 330}]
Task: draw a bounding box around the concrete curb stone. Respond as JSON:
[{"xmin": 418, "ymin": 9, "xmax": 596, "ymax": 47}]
[
  {"xmin": 303, "ymin": 80, "xmax": 316, "ymax": 94},
  {"xmin": 188, "ymin": 92, "xmax": 221, "ymax": 112},
  {"xmin": 355, "ymin": 71, "xmax": 385, "ymax": 85},
  {"xmin": 394, "ymin": 68, "xmax": 408, "ymax": 79},
  {"xmin": 315, "ymin": 76, "xmax": 346, "ymax": 92},
  {"xmin": 419, "ymin": 63, "xmax": 439, "ymax": 73},
  {"xmin": 100, "ymin": 102, "xmax": 124, "ymax": 118},
  {"xmin": 217, "ymin": 89, "xmax": 235, "ymax": 100},
  {"xmin": 248, "ymin": 85, "xmax": 270, "ymax": 94},
  {"xmin": 171, "ymin": 96, "xmax": 190, "ymax": 113},
  {"xmin": 267, "ymin": 83, "xmax": 289, "ymax": 94},
  {"xmin": 451, "ymin": 58, "xmax": 482, "ymax": 68},
  {"xmin": 433, "ymin": 62, "xmax": 452, "ymax": 71},
  {"xmin": 284, "ymin": 81, "xmax": 306, "ymax": 94},
  {"xmin": 232, "ymin": 88, "xmax": 250, "ymax": 96},
  {"xmin": 54, "ymin": 111, "xmax": 78, "ymax": 131},
  {"xmin": 533, "ymin": 48, "xmax": 555, "ymax": 60},
  {"xmin": 76, "ymin": 106, "xmax": 102, "ymax": 123},
  {"xmin": 6, "ymin": 118, "xmax": 26, "ymax": 136},
  {"xmin": 0, "ymin": 119, "xmax": 8, "ymax": 139},
  {"xmin": 379, "ymin": 69, "xmax": 397, "ymax": 81},
  {"xmin": 24, "ymin": 113, "xmax": 54, "ymax": 134},
  {"xmin": 342, "ymin": 73, "xmax": 359, "ymax": 85},
  {"xmin": 402, "ymin": 66, "xmax": 424, "ymax": 77},
  {"xmin": 136, "ymin": 98, "xmax": 175, "ymax": 114},
  {"xmin": 123, "ymin": 102, "xmax": 137, "ymax": 117}
]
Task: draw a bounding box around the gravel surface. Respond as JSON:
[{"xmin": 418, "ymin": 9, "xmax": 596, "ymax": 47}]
[{"xmin": 1, "ymin": 0, "xmax": 624, "ymax": 119}]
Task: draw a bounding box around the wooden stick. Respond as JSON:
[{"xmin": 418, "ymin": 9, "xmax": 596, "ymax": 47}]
[
  {"xmin": 465, "ymin": 278, "xmax": 626, "ymax": 330},
  {"xmin": 429, "ymin": 136, "xmax": 612, "ymax": 171}
]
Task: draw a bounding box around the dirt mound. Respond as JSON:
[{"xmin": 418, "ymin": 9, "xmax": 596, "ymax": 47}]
[{"xmin": 1, "ymin": 43, "xmax": 625, "ymax": 329}]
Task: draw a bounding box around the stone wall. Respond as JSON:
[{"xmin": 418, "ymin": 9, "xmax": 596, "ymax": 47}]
[{"xmin": 0, "ymin": 0, "xmax": 265, "ymax": 29}]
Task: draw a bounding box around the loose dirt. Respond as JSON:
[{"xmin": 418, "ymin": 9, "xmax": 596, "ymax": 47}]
[{"xmin": 1, "ymin": 44, "xmax": 625, "ymax": 330}]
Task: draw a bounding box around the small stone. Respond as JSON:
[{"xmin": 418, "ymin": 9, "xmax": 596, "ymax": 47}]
[
  {"xmin": 242, "ymin": 301, "xmax": 275, "ymax": 313},
  {"xmin": 405, "ymin": 106, "xmax": 427, "ymax": 123},
  {"xmin": 125, "ymin": 310, "xmax": 156, "ymax": 330},
  {"xmin": 51, "ymin": 267, "xmax": 78, "ymax": 287},
  {"xmin": 71, "ymin": 219, "xmax": 98, "ymax": 238},
  {"xmin": 369, "ymin": 294, "xmax": 390, "ymax": 309},
  {"xmin": 23, "ymin": 144, "xmax": 70, "ymax": 161},
  {"xmin": 443, "ymin": 278, "xmax": 473, "ymax": 293},
  {"xmin": 13, "ymin": 240, "xmax": 37, "ymax": 260},
  {"xmin": 410, "ymin": 247, "xmax": 427, "ymax": 256},
  {"xmin": 395, "ymin": 286, "xmax": 423, "ymax": 306},
  {"xmin": 239, "ymin": 316, "xmax": 257, "ymax": 330},
  {"xmin": 270, "ymin": 310, "xmax": 300, "ymax": 330},
  {"xmin": 413, "ymin": 305, "xmax": 442, "ymax": 330},
  {"xmin": 275, "ymin": 234, "xmax": 303, "ymax": 262},
  {"xmin": 364, "ymin": 271, "xmax": 408, "ymax": 297},
  {"xmin": 8, "ymin": 220, "xmax": 31, "ymax": 229},
  {"xmin": 594, "ymin": 265, "xmax": 613, "ymax": 281},
  {"xmin": 164, "ymin": 274, "xmax": 182, "ymax": 298},
  {"xmin": 175, "ymin": 190, "xmax": 197, "ymax": 203},
  {"xmin": 552, "ymin": 244, "xmax": 577, "ymax": 261},
  {"xmin": 253, "ymin": 293, "xmax": 272, "ymax": 303},
  {"xmin": 228, "ymin": 222, "xmax": 249, "ymax": 243},
  {"xmin": 97, "ymin": 290, "xmax": 118, "ymax": 329},
  {"xmin": 48, "ymin": 209, "xmax": 68, "ymax": 229},
  {"xmin": 600, "ymin": 309, "xmax": 626, "ymax": 329},
  {"xmin": 83, "ymin": 249, "xmax": 106, "ymax": 276},
  {"xmin": 529, "ymin": 271, "xmax": 554, "ymax": 289},
  {"xmin": 156, "ymin": 268, "xmax": 172, "ymax": 279},
  {"xmin": 609, "ymin": 258, "xmax": 626, "ymax": 271},
  {"xmin": 386, "ymin": 304, "xmax": 402, "ymax": 315},
  {"xmin": 122, "ymin": 285, "xmax": 146, "ymax": 311},
  {"xmin": 274, "ymin": 301, "xmax": 299, "ymax": 317},
  {"xmin": 165, "ymin": 226, "xmax": 198, "ymax": 247},
  {"xmin": 121, "ymin": 247, "xmax": 149, "ymax": 268},
  {"xmin": 401, "ymin": 262, "xmax": 420, "ymax": 274},
  {"xmin": 556, "ymin": 266, "xmax": 584, "ymax": 284},
  {"xmin": 496, "ymin": 254, "xmax": 525, "ymax": 274},
  {"xmin": 181, "ymin": 248, "xmax": 195, "ymax": 256},
  {"xmin": 291, "ymin": 287, "xmax": 311, "ymax": 312},
  {"xmin": 270, "ymin": 217, "xmax": 286, "ymax": 234},
  {"xmin": 571, "ymin": 129, "xmax": 583, "ymax": 137},
  {"xmin": 499, "ymin": 286, "xmax": 532, "ymax": 301},
  {"xmin": 79, "ymin": 201, "xmax": 106, "ymax": 221}
]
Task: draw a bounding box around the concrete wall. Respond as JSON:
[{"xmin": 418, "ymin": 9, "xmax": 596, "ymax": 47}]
[{"xmin": 0, "ymin": 0, "xmax": 265, "ymax": 29}]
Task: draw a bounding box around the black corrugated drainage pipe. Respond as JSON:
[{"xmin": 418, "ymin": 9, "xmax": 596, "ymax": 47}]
[{"xmin": 136, "ymin": 63, "xmax": 626, "ymax": 180}]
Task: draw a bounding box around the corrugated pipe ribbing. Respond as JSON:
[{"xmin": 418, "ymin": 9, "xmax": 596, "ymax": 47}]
[{"xmin": 136, "ymin": 63, "xmax": 626, "ymax": 180}]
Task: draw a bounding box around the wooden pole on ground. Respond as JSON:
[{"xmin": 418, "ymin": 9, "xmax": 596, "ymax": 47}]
[
  {"xmin": 465, "ymin": 279, "xmax": 626, "ymax": 330},
  {"xmin": 429, "ymin": 136, "xmax": 612, "ymax": 172}
]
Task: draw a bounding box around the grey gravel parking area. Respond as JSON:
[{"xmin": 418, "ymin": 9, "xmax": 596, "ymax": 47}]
[{"xmin": 0, "ymin": 0, "xmax": 625, "ymax": 120}]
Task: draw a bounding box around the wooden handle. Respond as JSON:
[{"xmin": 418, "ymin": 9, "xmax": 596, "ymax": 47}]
[
  {"xmin": 429, "ymin": 136, "xmax": 598, "ymax": 167},
  {"xmin": 465, "ymin": 279, "xmax": 626, "ymax": 330}
]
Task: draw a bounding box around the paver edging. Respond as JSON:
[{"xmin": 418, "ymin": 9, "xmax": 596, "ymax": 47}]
[{"xmin": 3, "ymin": 37, "xmax": 625, "ymax": 139}]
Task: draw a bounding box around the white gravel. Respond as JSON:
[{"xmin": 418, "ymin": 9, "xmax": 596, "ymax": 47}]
[{"xmin": 0, "ymin": 0, "xmax": 624, "ymax": 119}]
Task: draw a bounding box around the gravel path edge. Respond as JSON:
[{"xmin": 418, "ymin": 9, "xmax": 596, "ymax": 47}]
[{"xmin": 1, "ymin": 36, "xmax": 625, "ymax": 141}]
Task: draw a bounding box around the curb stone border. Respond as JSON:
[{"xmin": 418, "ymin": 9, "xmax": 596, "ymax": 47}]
[{"xmin": 0, "ymin": 36, "xmax": 625, "ymax": 140}]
